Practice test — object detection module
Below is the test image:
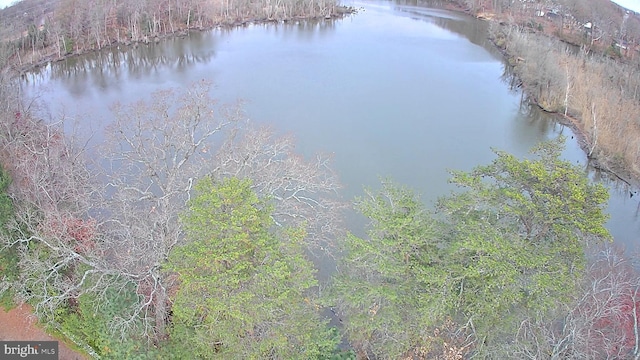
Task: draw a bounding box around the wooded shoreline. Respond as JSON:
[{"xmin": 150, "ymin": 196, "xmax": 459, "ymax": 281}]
[
  {"xmin": 440, "ymin": 0, "xmax": 640, "ymax": 189},
  {"xmin": 0, "ymin": 0, "xmax": 355, "ymax": 74},
  {"xmin": 12, "ymin": 12, "xmax": 355, "ymax": 76}
]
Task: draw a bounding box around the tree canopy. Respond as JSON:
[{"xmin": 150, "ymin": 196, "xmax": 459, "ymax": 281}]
[
  {"xmin": 166, "ymin": 177, "xmax": 339, "ymax": 359},
  {"xmin": 328, "ymin": 138, "xmax": 611, "ymax": 358},
  {"xmin": 0, "ymin": 164, "xmax": 17, "ymax": 307}
]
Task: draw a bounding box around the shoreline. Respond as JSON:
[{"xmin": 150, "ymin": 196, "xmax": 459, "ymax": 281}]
[
  {"xmin": 411, "ymin": 0, "xmax": 640, "ymax": 189},
  {"xmin": 8, "ymin": 7, "xmax": 357, "ymax": 76},
  {"xmin": 7, "ymin": 2, "xmax": 637, "ymax": 189},
  {"xmin": 471, "ymin": 11, "xmax": 639, "ymax": 189}
]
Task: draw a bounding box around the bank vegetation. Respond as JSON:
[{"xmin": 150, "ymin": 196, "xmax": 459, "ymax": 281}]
[
  {"xmin": 2, "ymin": 1, "xmax": 640, "ymax": 359},
  {"xmin": 0, "ymin": 0, "xmax": 351, "ymax": 68},
  {"xmin": 433, "ymin": 0, "xmax": 640, "ymax": 185},
  {"xmin": 494, "ymin": 26, "xmax": 640, "ymax": 184}
]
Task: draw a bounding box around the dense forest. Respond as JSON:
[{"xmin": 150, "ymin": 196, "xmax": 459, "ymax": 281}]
[{"xmin": 1, "ymin": 0, "xmax": 640, "ymax": 359}]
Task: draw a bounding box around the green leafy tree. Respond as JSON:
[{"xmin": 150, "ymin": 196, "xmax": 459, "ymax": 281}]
[
  {"xmin": 326, "ymin": 181, "xmax": 448, "ymax": 359},
  {"xmin": 0, "ymin": 165, "xmax": 13, "ymax": 226},
  {"xmin": 439, "ymin": 137, "xmax": 611, "ymax": 344},
  {"xmin": 0, "ymin": 164, "xmax": 18, "ymax": 309},
  {"xmin": 57, "ymin": 281, "xmax": 156, "ymax": 359},
  {"xmin": 165, "ymin": 177, "xmax": 339, "ymax": 359},
  {"xmin": 329, "ymin": 138, "xmax": 611, "ymax": 358}
]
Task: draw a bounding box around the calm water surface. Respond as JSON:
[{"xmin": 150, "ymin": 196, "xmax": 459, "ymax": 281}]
[{"xmin": 21, "ymin": 0, "xmax": 640, "ymax": 251}]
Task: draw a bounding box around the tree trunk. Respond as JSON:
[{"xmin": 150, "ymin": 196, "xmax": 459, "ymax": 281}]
[{"xmin": 154, "ymin": 280, "xmax": 167, "ymax": 340}]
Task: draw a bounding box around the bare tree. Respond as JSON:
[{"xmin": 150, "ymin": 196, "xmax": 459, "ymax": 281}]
[
  {"xmin": 97, "ymin": 80, "xmax": 241, "ymax": 340},
  {"xmin": 0, "ymin": 80, "xmax": 238, "ymax": 341},
  {"xmin": 515, "ymin": 244, "xmax": 640, "ymax": 359},
  {"xmin": 98, "ymin": 84, "xmax": 344, "ymax": 340},
  {"xmin": 0, "ymin": 110, "xmax": 119, "ymax": 320},
  {"xmin": 212, "ymin": 125, "xmax": 345, "ymax": 254},
  {"xmin": 0, "ymin": 79, "xmax": 345, "ymax": 347}
]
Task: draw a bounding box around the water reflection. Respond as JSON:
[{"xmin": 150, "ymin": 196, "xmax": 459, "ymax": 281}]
[
  {"xmin": 393, "ymin": 0, "xmax": 497, "ymax": 52},
  {"xmin": 21, "ymin": 18, "xmax": 341, "ymax": 98},
  {"xmin": 22, "ymin": 32, "xmax": 218, "ymax": 96},
  {"xmin": 19, "ymin": 0, "xmax": 640, "ymax": 252},
  {"xmin": 517, "ymin": 104, "xmax": 559, "ymax": 136},
  {"xmin": 284, "ymin": 19, "xmax": 338, "ymax": 40}
]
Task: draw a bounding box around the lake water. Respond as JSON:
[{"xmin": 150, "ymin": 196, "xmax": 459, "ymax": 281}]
[{"xmin": 21, "ymin": 0, "xmax": 640, "ymax": 252}]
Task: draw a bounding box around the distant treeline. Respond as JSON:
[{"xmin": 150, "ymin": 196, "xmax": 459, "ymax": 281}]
[{"xmin": 0, "ymin": 0, "xmax": 349, "ymax": 66}]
